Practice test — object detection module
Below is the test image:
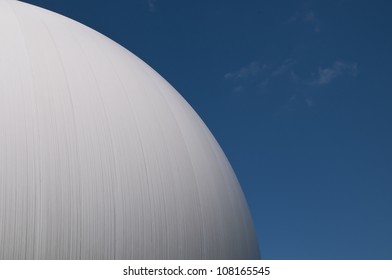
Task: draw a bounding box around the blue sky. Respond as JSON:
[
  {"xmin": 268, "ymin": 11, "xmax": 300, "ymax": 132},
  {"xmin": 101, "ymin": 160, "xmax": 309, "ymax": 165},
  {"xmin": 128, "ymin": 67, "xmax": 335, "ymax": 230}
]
[{"xmin": 23, "ymin": 0, "xmax": 392, "ymax": 259}]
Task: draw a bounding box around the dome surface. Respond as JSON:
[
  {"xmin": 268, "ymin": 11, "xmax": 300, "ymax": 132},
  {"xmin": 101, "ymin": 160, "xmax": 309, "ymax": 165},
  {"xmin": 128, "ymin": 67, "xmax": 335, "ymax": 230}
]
[{"xmin": 0, "ymin": 0, "xmax": 259, "ymax": 259}]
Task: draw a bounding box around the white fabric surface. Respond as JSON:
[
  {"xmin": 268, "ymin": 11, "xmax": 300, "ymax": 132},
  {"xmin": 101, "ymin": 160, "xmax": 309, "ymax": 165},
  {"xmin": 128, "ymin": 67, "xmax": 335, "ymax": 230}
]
[{"xmin": 0, "ymin": 0, "xmax": 259, "ymax": 259}]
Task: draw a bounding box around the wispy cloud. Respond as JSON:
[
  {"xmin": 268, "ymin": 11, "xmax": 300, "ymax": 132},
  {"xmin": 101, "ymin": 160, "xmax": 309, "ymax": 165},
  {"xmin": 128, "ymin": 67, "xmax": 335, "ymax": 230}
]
[
  {"xmin": 224, "ymin": 59, "xmax": 294, "ymax": 82},
  {"xmin": 223, "ymin": 59, "xmax": 359, "ymax": 113},
  {"xmin": 304, "ymin": 11, "xmax": 316, "ymax": 22},
  {"xmin": 286, "ymin": 7, "xmax": 320, "ymax": 33},
  {"xmin": 286, "ymin": 61, "xmax": 358, "ymax": 110},
  {"xmin": 225, "ymin": 60, "xmax": 357, "ymax": 91},
  {"xmin": 232, "ymin": 86, "xmax": 245, "ymax": 94},
  {"xmin": 308, "ymin": 61, "xmax": 358, "ymax": 86},
  {"xmin": 271, "ymin": 59, "xmax": 295, "ymax": 77},
  {"xmin": 223, "ymin": 59, "xmax": 295, "ymax": 93},
  {"xmin": 148, "ymin": 0, "xmax": 157, "ymax": 12},
  {"xmin": 224, "ymin": 61, "xmax": 264, "ymax": 80}
]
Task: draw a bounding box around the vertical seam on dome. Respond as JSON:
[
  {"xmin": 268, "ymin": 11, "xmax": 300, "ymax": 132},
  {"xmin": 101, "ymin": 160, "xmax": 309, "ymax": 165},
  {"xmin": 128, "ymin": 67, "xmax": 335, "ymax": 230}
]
[
  {"xmin": 68, "ymin": 25, "xmax": 158, "ymax": 259},
  {"xmin": 6, "ymin": 0, "xmax": 43, "ymax": 260},
  {"xmin": 61, "ymin": 23, "xmax": 123, "ymax": 260},
  {"xmin": 90, "ymin": 48, "xmax": 158, "ymax": 260},
  {"xmin": 30, "ymin": 11, "xmax": 84, "ymax": 259},
  {"xmin": 132, "ymin": 59, "xmax": 208, "ymax": 259}
]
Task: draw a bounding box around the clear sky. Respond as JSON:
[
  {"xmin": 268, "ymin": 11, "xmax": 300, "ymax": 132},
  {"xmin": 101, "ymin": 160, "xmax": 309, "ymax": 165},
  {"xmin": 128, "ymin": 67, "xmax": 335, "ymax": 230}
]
[{"xmin": 23, "ymin": 0, "xmax": 392, "ymax": 259}]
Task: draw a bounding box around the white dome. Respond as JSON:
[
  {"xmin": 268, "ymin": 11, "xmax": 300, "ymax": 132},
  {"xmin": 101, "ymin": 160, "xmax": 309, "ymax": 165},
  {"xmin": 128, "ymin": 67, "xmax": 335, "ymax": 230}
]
[{"xmin": 0, "ymin": 0, "xmax": 259, "ymax": 259}]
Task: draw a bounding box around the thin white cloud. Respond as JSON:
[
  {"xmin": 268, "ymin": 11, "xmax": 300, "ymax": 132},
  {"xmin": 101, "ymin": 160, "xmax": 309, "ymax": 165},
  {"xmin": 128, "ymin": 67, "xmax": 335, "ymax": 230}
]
[
  {"xmin": 225, "ymin": 60, "xmax": 357, "ymax": 90},
  {"xmin": 271, "ymin": 59, "xmax": 295, "ymax": 77},
  {"xmin": 286, "ymin": 13, "xmax": 299, "ymax": 24},
  {"xmin": 304, "ymin": 11, "xmax": 316, "ymax": 22},
  {"xmin": 224, "ymin": 60, "xmax": 294, "ymax": 82},
  {"xmin": 224, "ymin": 61, "xmax": 264, "ymax": 80},
  {"xmin": 287, "ymin": 10, "xmax": 315, "ymax": 23},
  {"xmin": 305, "ymin": 98, "xmax": 315, "ymax": 107},
  {"xmin": 309, "ymin": 61, "xmax": 358, "ymax": 86},
  {"xmin": 224, "ymin": 59, "xmax": 296, "ymax": 93},
  {"xmin": 223, "ymin": 59, "xmax": 358, "ymax": 114},
  {"xmin": 148, "ymin": 0, "xmax": 157, "ymax": 12},
  {"xmin": 232, "ymin": 86, "xmax": 245, "ymax": 94},
  {"xmin": 285, "ymin": 8, "xmax": 320, "ymax": 32}
]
